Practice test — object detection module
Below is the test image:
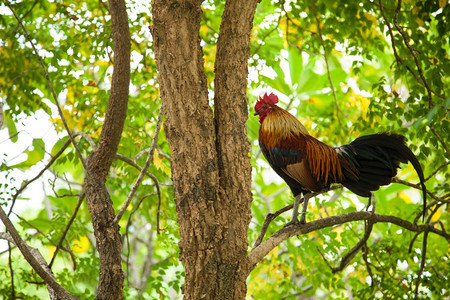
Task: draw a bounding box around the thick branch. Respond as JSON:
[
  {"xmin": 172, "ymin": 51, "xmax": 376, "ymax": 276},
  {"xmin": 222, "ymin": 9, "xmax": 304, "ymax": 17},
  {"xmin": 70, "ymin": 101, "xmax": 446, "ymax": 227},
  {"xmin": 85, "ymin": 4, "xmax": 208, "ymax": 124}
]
[
  {"xmin": 2, "ymin": 232, "xmax": 58, "ymax": 300},
  {"xmin": 0, "ymin": 207, "xmax": 78, "ymax": 300},
  {"xmin": 248, "ymin": 211, "xmax": 449, "ymax": 273},
  {"xmin": 253, "ymin": 185, "xmax": 343, "ymax": 248},
  {"xmin": 88, "ymin": 0, "xmax": 130, "ymax": 179}
]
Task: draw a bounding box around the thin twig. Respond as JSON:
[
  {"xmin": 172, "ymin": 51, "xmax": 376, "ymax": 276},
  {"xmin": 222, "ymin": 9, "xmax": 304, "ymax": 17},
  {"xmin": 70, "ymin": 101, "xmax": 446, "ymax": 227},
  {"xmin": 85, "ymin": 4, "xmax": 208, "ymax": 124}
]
[
  {"xmin": 8, "ymin": 241, "xmax": 15, "ymax": 299},
  {"xmin": 156, "ymin": 147, "xmax": 171, "ymax": 162},
  {"xmin": 409, "ymin": 201, "xmax": 443, "ymax": 253},
  {"xmin": 49, "ymin": 191, "xmax": 85, "ymax": 268},
  {"xmin": 424, "ymin": 161, "xmax": 450, "ymax": 182},
  {"xmin": 2, "ymin": 233, "xmax": 59, "ymax": 299},
  {"xmin": 319, "ymin": 220, "xmax": 374, "ymax": 273},
  {"xmin": 49, "ymin": 173, "xmax": 80, "ymax": 199},
  {"xmin": 11, "ymin": 0, "xmax": 40, "ymax": 34},
  {"xmin": 379, "ymin": 0, "xmax": 423, "ymax": 86},
  {"xmin": 114, "ymin": 108, "xmax": 164, "ymax": 226},
  {"xmin": 393, "ymin": 178, "xmax": 441, "ymax": 202},
  {"xmin": 362, "ymin": 245, "xmax": 376, "ymax": 288},
  {"xmin": 252, "ymin": 184, "xmax": 289, "ymax": 212},
  {"xmin": 393, "ymin": 0, "xmax": 434, "ymax": 108},
  {"xmin": 393, "ymin": 0, "xmax": 449, "ymax": 157},
  {"xmin": 76, "ymin": 131, "xmax": 97, "ymax": 151},
  {"xmin": 0, "ymin": 206, "xmax": 79, "ymax": 299},
  {"xmin": 253, "ymin": 203, "xmax": 294, "ymax": 249},
  {"xmin": 9, "ymin": 138, "xmax": 71, "ymax": 216},
  {"xmin": 133, "ymin": 147, "xmax": 151, "ymax": 161},
  {"xmin": 317, "ymin": 247, "xmax": 334, "ymax": 270},
  {"xmin": 5, "ymin": 0, "xmax": 86, "ymax": 172},
  {"xmin": 311, "ymin": 0, "xmax": 342, "ymax": 127},
  {"xmin": 379, "ymin": 0, "xmax": 445, "ymax": 100},
  {"xmin": 0, "ymin": 67, "xmax": 39, "ymax": 89},
  {"xmin": 414, "ymin": 230, "xmax": 428, "ymax": 299},
  {"xmin": 124, "ymin": 192, "xmax": 156, "ymax": 284},
  {"xmin": 253, "ymin": 14, "xmax": 282, "ymax": 55},
  {"xmin": 115, "ymin": 153, "xmax": 162, "ymax": 193},
  {"xmin": 429, "ymin": 124, "xmax": 450, "ymax": 157}
]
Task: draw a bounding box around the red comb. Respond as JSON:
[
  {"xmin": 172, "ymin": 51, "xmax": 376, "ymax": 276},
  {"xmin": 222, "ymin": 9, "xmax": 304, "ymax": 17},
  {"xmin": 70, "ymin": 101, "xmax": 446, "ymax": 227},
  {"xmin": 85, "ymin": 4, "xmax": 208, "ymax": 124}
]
[{"xmin": 258, "ymin": 93, "xmax": 279, "ymax": 104}]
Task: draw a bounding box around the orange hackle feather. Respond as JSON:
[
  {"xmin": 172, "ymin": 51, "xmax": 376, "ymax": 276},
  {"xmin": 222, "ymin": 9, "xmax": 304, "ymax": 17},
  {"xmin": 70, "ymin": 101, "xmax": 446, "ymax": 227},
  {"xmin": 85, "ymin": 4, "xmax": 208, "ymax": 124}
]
[
  {"xmin": 259, "ymin": 104, "xmax": 344, "ymax": 188},
  {"xmin": 306, "ymin": 137, "xmax": 343, "ymax": 184},
  {"xmin": 255, "ymin": 92, "xmax": 427, "ymax": 223}
]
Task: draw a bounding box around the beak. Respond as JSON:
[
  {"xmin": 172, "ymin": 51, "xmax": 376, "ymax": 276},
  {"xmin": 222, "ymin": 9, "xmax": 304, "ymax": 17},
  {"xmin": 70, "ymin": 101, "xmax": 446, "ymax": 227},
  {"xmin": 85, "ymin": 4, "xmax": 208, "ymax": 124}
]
[{"xmin": 254, "ymin": 111, "xmax": 260, "ymax": 116}]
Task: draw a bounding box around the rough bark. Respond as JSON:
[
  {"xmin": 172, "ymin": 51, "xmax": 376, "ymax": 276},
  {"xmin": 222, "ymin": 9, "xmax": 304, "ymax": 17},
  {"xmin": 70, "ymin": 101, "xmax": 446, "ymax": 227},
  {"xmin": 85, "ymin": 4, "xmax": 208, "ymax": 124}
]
[
  {"xmin": 213, "ymin": 0, "xmax": 258, "ymax": 297},
  {"xmin": 84, "ymin": 0, "xmax": 130, "ymax": 299},
  {"xmin": 151, "ymin": 0, "xmax": 256, "ymax": 299}
]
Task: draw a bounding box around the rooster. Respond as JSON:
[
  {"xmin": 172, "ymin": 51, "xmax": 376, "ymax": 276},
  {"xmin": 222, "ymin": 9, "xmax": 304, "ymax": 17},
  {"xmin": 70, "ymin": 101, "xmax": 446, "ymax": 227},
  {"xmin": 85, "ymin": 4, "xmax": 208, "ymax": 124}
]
[{"xmin": 254, "ymin": 93, "xmax": 427, "ymax": 225}]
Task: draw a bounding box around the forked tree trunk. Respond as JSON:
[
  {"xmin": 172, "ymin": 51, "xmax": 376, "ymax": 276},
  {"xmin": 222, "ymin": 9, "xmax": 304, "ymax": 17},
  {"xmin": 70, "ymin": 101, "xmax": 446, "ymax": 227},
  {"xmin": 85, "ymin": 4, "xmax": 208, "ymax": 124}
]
[{"xmin": 151, "ymin": 0, "xmax": 257, "ymax": 298}]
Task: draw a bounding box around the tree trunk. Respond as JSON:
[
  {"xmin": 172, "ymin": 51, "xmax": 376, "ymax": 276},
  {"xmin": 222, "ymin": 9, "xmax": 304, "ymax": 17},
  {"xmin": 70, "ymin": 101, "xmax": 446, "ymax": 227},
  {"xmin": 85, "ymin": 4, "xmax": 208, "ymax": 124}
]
[
  {"xmin": 84, "ymin": 0, "xmax": 130, "ymax": 299},
  {"xmin": 213, "ymin": 0, "xmax": 258, "ymax": 296},
  {"xmin": 150, "ymin": 0, "xmax": 257, "ymax": 299}
]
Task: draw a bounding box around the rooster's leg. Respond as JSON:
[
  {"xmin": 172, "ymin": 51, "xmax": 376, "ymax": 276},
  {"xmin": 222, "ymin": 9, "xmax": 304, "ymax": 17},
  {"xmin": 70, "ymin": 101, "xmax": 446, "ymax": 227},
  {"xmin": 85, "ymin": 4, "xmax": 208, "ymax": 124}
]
[
  {"xmin": 286, "ymin": 193, "xmax": 311, "ymax": 226},
  {"xmin": 285, "ymin": 194, "xmax": 303, "ymax": 226},
  {"xmin": 299, "ymin": 193, "xmax": 311, "ymax": 224}
]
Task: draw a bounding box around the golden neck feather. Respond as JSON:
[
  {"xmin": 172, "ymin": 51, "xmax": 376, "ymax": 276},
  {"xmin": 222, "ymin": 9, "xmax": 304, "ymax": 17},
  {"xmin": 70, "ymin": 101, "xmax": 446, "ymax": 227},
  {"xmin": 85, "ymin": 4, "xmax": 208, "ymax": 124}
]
[{"xmin": 261, "ymin": 107, "xmax": 310, "ymax": 139}]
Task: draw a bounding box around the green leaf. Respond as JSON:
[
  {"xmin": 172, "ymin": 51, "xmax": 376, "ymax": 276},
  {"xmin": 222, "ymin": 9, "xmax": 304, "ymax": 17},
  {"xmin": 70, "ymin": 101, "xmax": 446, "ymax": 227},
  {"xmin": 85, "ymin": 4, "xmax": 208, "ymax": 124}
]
[
  {"xmin": 51, "ymin": 136, "xmax": 69, "ymax": 156},
  {"xmin": 9, "ymin": 139, "xmax": 45, "ymax": 170},
  {"xmin": 427, "ymin": 105, "xmax": 439, "ymax": 123},
  {"xmin": 3, "ymin": 111, "xmax": 18, "ymax": 143},
  {"xmin": 288, "ymin": 47, "xmax": 303, "ymax": 86}
]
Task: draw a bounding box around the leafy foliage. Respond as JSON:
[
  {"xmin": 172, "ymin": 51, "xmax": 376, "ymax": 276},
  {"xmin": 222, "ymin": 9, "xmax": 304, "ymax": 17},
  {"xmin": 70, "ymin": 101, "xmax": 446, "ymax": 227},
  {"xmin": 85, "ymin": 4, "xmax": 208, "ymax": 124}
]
[
  {"xmin": 247, "ymin": 0, "xmax": 448, "ymax": 299},
  {"xmin": 0, "ymin": 0, "xmax": 448, "ymax": 299}
]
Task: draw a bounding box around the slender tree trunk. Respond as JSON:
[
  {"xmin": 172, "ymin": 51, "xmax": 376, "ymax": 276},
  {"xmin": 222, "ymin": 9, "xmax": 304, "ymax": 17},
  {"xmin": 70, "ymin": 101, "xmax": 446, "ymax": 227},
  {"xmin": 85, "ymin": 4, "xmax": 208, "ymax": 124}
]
[
  {"xmin": 84, "ymin": 0, "xmax": 130, "ymax": 299},
  {"xmin": 151, "ymin": 0, "xmax": 257, "ymax": 298},
  {"xmin": 213, "ymin": 0, "xmax": 258, "ymax": 297}
]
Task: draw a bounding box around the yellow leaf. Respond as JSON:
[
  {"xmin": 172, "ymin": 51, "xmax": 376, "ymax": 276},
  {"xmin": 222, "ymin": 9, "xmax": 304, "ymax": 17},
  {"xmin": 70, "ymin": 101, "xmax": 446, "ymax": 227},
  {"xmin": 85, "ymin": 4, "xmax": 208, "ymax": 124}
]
[
  {"xmin": 307, "ymin": 96, "xmax": 322, "ymax": 105},
  {"xmin": 396, "ymin": 97, "xmax": 405, "ymax": 109},
  {"xmin": 72, "ymin": 236, "xmax": 90, "ymax": 253},
  {"xmin": 364, "ymin": 12, "xmax": 377, "ymax": 24},
  {"xmin": 332, "ymin": 226, "xmax": 344, "ymax": 242},
  {"xmin": 399, "ymin": 191, "xmax": 412, "ymax": 204},
  {"xmin": 153, "ymin": 151, "xmax": 171, "ymax": 176},
  {"xmin": 49, "ymin": 246, "xmax": 56, "ymax": 257},
  {"xmin": 417, "ymin": 18, "xmax": 424, "ymax": 26},
  {"xmin": 430, "ymin": 206, "xmax": 441, "ymax": 222},
  {"xmin": 439, "ymin": 0, "xmax": 446, "ymax": 9},
  {"xmin": 119, "ymin": 219, "xmax": 127, "ymax": 229},
  {"xmin": 96, "ymin": 60, "xmax": 110, "ymax": 66},
  {"xmin": 200, "ymin": 25, "xmax": 208, "ymax": 36}
]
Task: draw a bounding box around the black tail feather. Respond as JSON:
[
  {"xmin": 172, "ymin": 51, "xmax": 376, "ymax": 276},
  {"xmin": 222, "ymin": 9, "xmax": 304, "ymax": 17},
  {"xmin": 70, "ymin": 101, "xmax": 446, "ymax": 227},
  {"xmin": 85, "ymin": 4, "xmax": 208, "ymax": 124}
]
[{"xmin": 339, "ymin": 133, "xmax": 427, "ymax": 220}]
